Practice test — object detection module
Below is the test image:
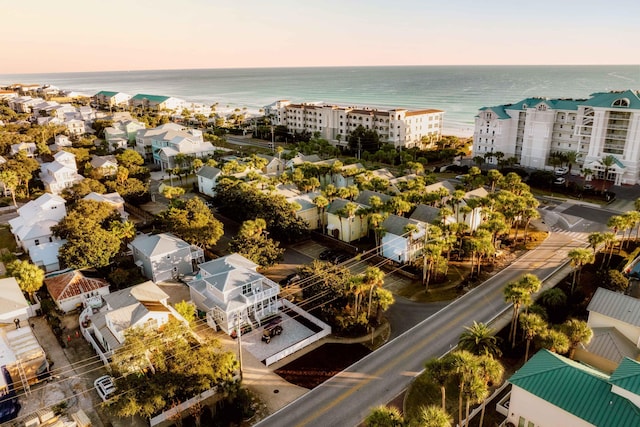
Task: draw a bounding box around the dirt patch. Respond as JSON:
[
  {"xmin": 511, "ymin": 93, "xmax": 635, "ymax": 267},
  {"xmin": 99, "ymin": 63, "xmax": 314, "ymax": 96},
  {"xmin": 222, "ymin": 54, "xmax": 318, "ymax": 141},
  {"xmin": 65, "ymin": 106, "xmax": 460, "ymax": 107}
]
[{"xmin": 274, "ymin": 343, "xmax": 371, "ymax": 389}]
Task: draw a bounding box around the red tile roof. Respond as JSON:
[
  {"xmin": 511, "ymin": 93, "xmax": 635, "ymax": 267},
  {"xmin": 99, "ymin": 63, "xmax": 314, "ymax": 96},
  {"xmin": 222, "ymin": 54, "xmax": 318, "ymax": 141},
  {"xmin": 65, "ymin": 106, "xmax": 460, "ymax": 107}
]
[{"xmin": 45, "ymin": 271, "xmax": 109, "ymax": 301}]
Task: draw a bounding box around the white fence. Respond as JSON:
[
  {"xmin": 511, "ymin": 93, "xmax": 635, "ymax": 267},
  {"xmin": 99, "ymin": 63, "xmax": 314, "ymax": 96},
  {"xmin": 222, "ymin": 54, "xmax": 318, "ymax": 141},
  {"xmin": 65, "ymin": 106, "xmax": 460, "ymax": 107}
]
[{"xmin": 264, "ymin": 299, "xmax": 331, "ymax": 366}]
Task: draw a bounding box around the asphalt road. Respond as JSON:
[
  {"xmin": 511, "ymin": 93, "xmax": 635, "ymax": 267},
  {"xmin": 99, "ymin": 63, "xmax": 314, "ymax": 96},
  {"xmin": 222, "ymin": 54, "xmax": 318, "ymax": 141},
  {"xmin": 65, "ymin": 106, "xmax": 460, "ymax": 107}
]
[{"xmin": 255, "ymin": 232, "xmax": 584, "ymax": 427}]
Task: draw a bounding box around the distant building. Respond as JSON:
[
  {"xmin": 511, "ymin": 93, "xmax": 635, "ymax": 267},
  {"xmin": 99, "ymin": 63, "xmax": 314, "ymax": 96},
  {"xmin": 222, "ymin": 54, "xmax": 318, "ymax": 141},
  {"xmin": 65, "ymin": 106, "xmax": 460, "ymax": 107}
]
[
  {"xmin": 129, "ymin": 94, "xmax": 183, "ymax": 111},
  {"xmin": 473, "ymin": 90, "xmax": 640, "ymax": 185},
  {"xmin": 266, "ymin": 100, "xmax": 444, "ymax": 149},
  {"xmin": 93, "ymin": 91, "xmax": 131, "ymax": 109}
]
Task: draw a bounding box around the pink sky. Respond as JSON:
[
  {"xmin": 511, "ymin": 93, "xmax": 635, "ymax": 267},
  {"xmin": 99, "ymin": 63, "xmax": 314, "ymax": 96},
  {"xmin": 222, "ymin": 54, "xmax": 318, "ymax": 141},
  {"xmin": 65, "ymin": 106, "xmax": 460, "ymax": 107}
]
[{"xmin": 2, "ymin": 0, "xmax": 638, "ymax": 74}]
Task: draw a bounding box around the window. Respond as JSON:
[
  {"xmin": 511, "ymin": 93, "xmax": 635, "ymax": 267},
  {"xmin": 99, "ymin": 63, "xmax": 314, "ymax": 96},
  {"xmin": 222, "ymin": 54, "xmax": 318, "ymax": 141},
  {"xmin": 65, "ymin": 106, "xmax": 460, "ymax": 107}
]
[
  {"xmin": 612, "ymin": 98, "xmax": 630, "ymax": 107},
  {"xmin": 242, "ymin": 283, "xmax": 251, "ymax": 295}
]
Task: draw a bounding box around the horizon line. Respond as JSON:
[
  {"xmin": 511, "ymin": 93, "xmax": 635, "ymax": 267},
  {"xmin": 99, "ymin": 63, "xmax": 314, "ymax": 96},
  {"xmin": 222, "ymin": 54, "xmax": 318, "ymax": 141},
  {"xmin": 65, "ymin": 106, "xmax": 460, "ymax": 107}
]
[{"xmin": 1, "ymin": 63, "xmax": 638, "ymax": 77}]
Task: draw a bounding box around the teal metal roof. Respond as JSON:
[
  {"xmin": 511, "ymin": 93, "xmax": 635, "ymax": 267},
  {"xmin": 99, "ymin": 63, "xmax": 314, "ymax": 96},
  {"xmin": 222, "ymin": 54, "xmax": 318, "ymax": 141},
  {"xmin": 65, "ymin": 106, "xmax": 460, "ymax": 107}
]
[
  {"xmin": 509, "ymin": 350, "xmax": 640, "ymax": 427},
  {"xmin": 610, "ymin": 358, "xmax": 640, "ymax": 395},
  {"xmin": 131, "ymin": 93, "xmax": 170, "ymax": 103},
  {"xmin": 583, "ymin": 90, "xmax": 640, "ymax": 109},
  {"xmin": 478, "ymin": 106, "xmax": 511, "ymax": 119},
  {"xmin": 94, "ymin": 90, "xmax": 118, "ymax": 97}
]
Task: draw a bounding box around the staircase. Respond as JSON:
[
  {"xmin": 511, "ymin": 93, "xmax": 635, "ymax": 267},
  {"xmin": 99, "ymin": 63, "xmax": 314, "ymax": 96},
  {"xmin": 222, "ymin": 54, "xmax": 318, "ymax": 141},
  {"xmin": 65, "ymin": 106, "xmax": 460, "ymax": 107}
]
[{"xmin": 17, "ymin": 361, "xmax": 30, "ymax": 394}]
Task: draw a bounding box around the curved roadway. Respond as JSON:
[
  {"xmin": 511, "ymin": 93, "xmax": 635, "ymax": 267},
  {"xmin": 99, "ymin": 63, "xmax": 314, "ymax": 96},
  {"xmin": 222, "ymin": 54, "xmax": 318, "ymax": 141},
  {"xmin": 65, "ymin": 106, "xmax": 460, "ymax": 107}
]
[{"xmin": 256, "ymin": 232, "xmax": 584, "ymax": 427}]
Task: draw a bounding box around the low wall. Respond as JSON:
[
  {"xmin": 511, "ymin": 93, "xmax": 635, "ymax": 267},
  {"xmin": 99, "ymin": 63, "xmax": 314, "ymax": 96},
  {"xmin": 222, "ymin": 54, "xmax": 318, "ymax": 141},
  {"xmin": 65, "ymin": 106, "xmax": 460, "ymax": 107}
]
[{"xmin": 264, "ymin": 300, "xmax": 332, "ymax": 367}]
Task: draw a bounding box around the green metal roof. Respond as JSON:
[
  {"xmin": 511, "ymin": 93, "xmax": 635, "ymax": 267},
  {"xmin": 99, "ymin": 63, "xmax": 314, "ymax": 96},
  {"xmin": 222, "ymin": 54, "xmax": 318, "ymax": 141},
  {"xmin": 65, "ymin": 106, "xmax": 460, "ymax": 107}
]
[
  {"xmin": 94, "ymin": 90, "xmax": 118, "ymax": 97},
  {"xmin": 509, "ymin": 350, "xmax": 640, "ymax": 427},
  {"xmin": 583, "ymin": 90, "xmax": 640, "ymax": 109},
  {"xmin": 610, "ymin": 358, "xmax": 640, "ymax": 395},
  {"xmin": 131, "ymin": 93, "xmax": 170, "ymax": 103}
]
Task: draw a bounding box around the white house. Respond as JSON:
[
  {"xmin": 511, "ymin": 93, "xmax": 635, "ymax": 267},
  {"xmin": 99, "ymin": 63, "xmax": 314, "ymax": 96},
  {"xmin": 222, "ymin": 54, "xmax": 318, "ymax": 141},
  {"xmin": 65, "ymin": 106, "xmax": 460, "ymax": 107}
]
[
  {"xmin": 40, "ymin": 150, "xmax": 84, "ymax": 195},
  {"xmin": 188, "ymin": 254, "xmax": 280, "ymax": 334},
  {"xmin": 64, "ymin": 118, "xmax": 86, "ymax": 136},
  {"xmin": 152, "ymin": 132, "xmax": 215, "ymax": 171},
  {"xmin": 52, "ymin": 134, "xmax": 72, "ymax": 150},
  {"xmin": 380, "ymin": 215, "xmax": 426, "ymax": 264},
  {"xmin": 10, "ymin": 142, "xmax": 36, "ymax": 158},
  {"xmin": 83, "ymin": 192, "xmax": 128, "ymax": 220},
  {"xmin": 8, "ymin": 193, "xmax": 66, "ymax": 254},
  {"xmin": 81, "ymin": 281, "xmax": 186, "ymax": 364},
  {"xmin": 29, "ymin": 241, "xmax": 66, "ymax": 272},
  {"xmin": 0, "ymin": 277, "xmax": 31, "ymax": 324},
  {"xmin": 196, "ymin": 165, "xmax": 222, "ymax": 197},
  {"xmin": 89, "ymin": 155, "xmax": 118, "ymax": 178},
  {"xmin": 135, "ymin": 123, "xmax": 195, "ymax": 161},
  {"xmin": 44, "ymin": 270, "xmax": 110, "ymax": 313},
  {"xmin": 576, "ymin": 287, "xmax": 640, "ymax": 373},
  {"xmin": 129, "ymin": 233, "xmax": 204, "ymax": 283},
  {"xmin": 506, "ymin": 349, "xmax": 640, "ymax": 427}
]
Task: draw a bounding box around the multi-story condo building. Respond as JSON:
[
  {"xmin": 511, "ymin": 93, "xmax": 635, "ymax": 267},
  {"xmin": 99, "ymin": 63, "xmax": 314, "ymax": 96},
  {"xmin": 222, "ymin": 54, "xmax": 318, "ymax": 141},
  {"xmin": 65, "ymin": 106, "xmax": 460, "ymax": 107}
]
[
  {"xmin": 473, "ymin": 90, "xmax": 640, "ymax": 185},
  {"xmin": 265, "ymin": 100, "xmax": 443, "ymax": 149}
]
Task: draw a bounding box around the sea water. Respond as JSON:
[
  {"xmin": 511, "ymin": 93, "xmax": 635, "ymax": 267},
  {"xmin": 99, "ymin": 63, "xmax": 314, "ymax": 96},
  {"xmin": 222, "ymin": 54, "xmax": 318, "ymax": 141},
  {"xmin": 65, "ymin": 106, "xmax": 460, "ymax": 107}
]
[{"xmin": 2, "ymin": 65, "xmax": 638, "ymax": 136}]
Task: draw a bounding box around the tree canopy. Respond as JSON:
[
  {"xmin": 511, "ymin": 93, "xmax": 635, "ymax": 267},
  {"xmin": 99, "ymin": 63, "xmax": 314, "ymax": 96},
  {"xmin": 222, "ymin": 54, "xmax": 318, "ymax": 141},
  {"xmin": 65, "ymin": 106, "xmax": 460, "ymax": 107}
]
[
  {"xmin": 107, "ymin": 319, "xmax": 238, "ymax": 419},
  {"xmin": 162, "ymin": 197, "xmax": 224, "ymax": 249},
  {"xmin": 7, "ymin": 260, "xmax": 44, "ymax": 301}
]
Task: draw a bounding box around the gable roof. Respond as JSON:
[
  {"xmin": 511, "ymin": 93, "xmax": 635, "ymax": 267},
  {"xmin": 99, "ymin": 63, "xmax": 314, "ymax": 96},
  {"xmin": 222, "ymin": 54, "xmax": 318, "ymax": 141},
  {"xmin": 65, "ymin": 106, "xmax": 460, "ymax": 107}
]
[
  {"xmin": 587, "ymin": 287, "xmax": 640, "ymax": 327},
  {"xmin": 44, "ymin": 270, "xmax": 109, "ymax": 301},
  {"xmin": 94, "ymin": 91, "xmax": 118, "ymax": 97},
  {"xmin": 130, "ymin": 233, "xmax": 190, "ymax": 258},
  {"xmin": 355, "ymin": 190, "xmax": 393, "ymax": 206},
  {"xmin": 410, "ymin": 204, "xmax": 441, "ymax": 224},
  {"xmin": 584, "ymin": 327, "xmax": 640, "ymax": 365},
  {"xmin": 610, "ymin": 358, "xmax": 640, "ymax": 396},
  {"xmin": 382, "ymin": 215, "xmax": 422, "ymax": 236},
  {"xmin": 509, "ymin": 349, "xmax": 640, "ymax": 427},
  {"xmin": 424, "ymin": 180, "xmax": 456, "ymax": 194},
  {"xmin": 327, "ymin": 198, "xmax": 367, "ymax": 215},
  {"xmin": 0, "ymin": 277, "xmax": 29, "ymax": 316},
  {"xmin": 197, "ymin": 165, "xmax": 222, "ymax": 180}
]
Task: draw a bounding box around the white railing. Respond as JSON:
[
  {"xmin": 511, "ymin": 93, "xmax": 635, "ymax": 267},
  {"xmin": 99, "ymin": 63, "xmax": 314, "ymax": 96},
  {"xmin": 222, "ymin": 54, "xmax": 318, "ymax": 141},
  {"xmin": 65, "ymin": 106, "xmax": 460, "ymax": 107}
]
[{"xmin": 149, "ymin": 386, "xmax": 218, "ymax": 426}]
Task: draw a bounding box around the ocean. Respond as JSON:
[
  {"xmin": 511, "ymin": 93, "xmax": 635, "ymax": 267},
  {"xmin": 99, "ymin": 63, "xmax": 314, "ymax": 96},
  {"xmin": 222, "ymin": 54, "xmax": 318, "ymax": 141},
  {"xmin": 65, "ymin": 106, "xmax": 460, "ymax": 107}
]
[{"xmin": 2, "ymin": 65, "xmax": 638, "ymax": 136}]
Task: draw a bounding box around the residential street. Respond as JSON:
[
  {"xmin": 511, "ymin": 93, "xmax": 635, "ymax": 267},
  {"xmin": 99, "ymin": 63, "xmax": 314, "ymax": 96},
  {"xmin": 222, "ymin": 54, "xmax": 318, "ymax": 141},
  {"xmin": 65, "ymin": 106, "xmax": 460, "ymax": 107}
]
[{"xmin": 255, "ymin": 232, "xmax": 584, "ymax": 427}]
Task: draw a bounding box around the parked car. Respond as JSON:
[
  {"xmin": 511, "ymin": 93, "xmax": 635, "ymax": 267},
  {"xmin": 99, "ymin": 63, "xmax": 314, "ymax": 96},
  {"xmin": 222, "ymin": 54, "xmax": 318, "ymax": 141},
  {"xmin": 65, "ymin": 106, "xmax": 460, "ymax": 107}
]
[
  {"xmin": 553, "ymin": 177, "xmax": 566, "ymax": 185},
  {"xmin": 554, "ymin": 167, "xmax": 569, "ymax": 176},
  {"xmin": 319, "ymin": 249, "xmax": 337, "ymax": 260},
  {"xmin": 262, "ymin": 317, "xmax": 283, "ymax": 344},
  {"xmin": 94, "ymin": 375, "xmax": 115, "ymax": 402},
  {"xmin": 331, "ymin": 252, "xmax": 351, "ymax": 264},
  {"xmin": 583, "ymin": 183, "xmax": 594, "ymax": 191}
]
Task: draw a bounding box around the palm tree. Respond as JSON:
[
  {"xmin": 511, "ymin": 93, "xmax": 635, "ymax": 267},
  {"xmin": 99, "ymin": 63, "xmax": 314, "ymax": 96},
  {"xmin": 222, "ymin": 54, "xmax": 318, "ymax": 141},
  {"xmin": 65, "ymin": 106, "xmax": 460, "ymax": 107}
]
[
  {"xmin": 580, "ymin": 167, "xmax": 593, "ymax": 188},
  {"xmin": 600, "ymin": 154, "xmax": 616, "ymax": 191},
  {"xmin": 519, "ymin": 312, "xmax": 547, "ymax": 361},
  {"xmin": 475, "ymin": 355, "xmax": 504, "ymax": 427},
  {"xmin": 415, "ymin": 405, "xmax": 452, "ymax": 427},
  {"xmin": 561, "ymin": 318, "xmax": 593, "ymax": 359},
  {"xmin": 540, "ymin": 329, "xmax": 570, "ymax": 354},
  {"xmin": 486, "ymin": 169, "xmax": 503, "ymax": 193},
  {"xmin": 567, "ymin": 248, "xmax": 595, "ymax": 294},
  {"xmin": 458, "ymin": 321, "xmax": 501, "ymax": 358},
  {"xmin": 504, "ymin": 282, "xmax": 532, "ymax": 347},
  {"xmin": 601, "ymin": 231, "xmax": 617, "ymax": 267},
  {"xmin": 313, "ymin": 195, "xmax": 329, "ymax": 233},
  {"xmin": 450, "ymin": 350, "xmax": 479, "ymax": 427},
  {"xmin": 424, "ymin": 357, "xmax": 453, "ymax": 411},
  {"xmin": 565, "ymin": 150, "xmax": 581, "ymax": 174},
  {"xmin": 539, "ymin": 288, "xmax": 567, "ymax": 311},
  {"xmin": 364, "ymin": 266, "xmax": 385, "ymax": 322},
  {"xmin": 587, "ymin": 231, "xmax": 605, "ymax": 254},
  {"xmin": 364, "ymin": 405, "xmax": 404, "ymax": 427}
]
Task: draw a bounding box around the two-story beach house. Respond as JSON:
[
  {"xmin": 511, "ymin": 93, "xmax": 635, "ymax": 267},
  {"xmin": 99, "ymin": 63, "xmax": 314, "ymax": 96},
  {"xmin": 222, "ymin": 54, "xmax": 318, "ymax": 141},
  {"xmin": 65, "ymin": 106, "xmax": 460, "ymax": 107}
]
[
  {"xmin": 81, "ymin": 281, "xmax": 186, "ymax": 365},
  {"xmin": 40, "ymin": 151, "xmax": 84, "ymax": 195},
  {"xmin": 129, "ymin": 233, "xmax": 204, "ymax": 283},
  {"xmin": 188, "ymin": 254, "xmax": 280, "ymax": 334}
]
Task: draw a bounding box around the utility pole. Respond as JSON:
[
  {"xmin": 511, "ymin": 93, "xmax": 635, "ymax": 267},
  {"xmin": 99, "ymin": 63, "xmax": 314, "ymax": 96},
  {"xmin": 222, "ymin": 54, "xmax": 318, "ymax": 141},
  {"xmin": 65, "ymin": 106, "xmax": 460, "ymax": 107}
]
[{"xmin": 357, "ymin": 137, "xmax": 361, "ymax": 160}]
